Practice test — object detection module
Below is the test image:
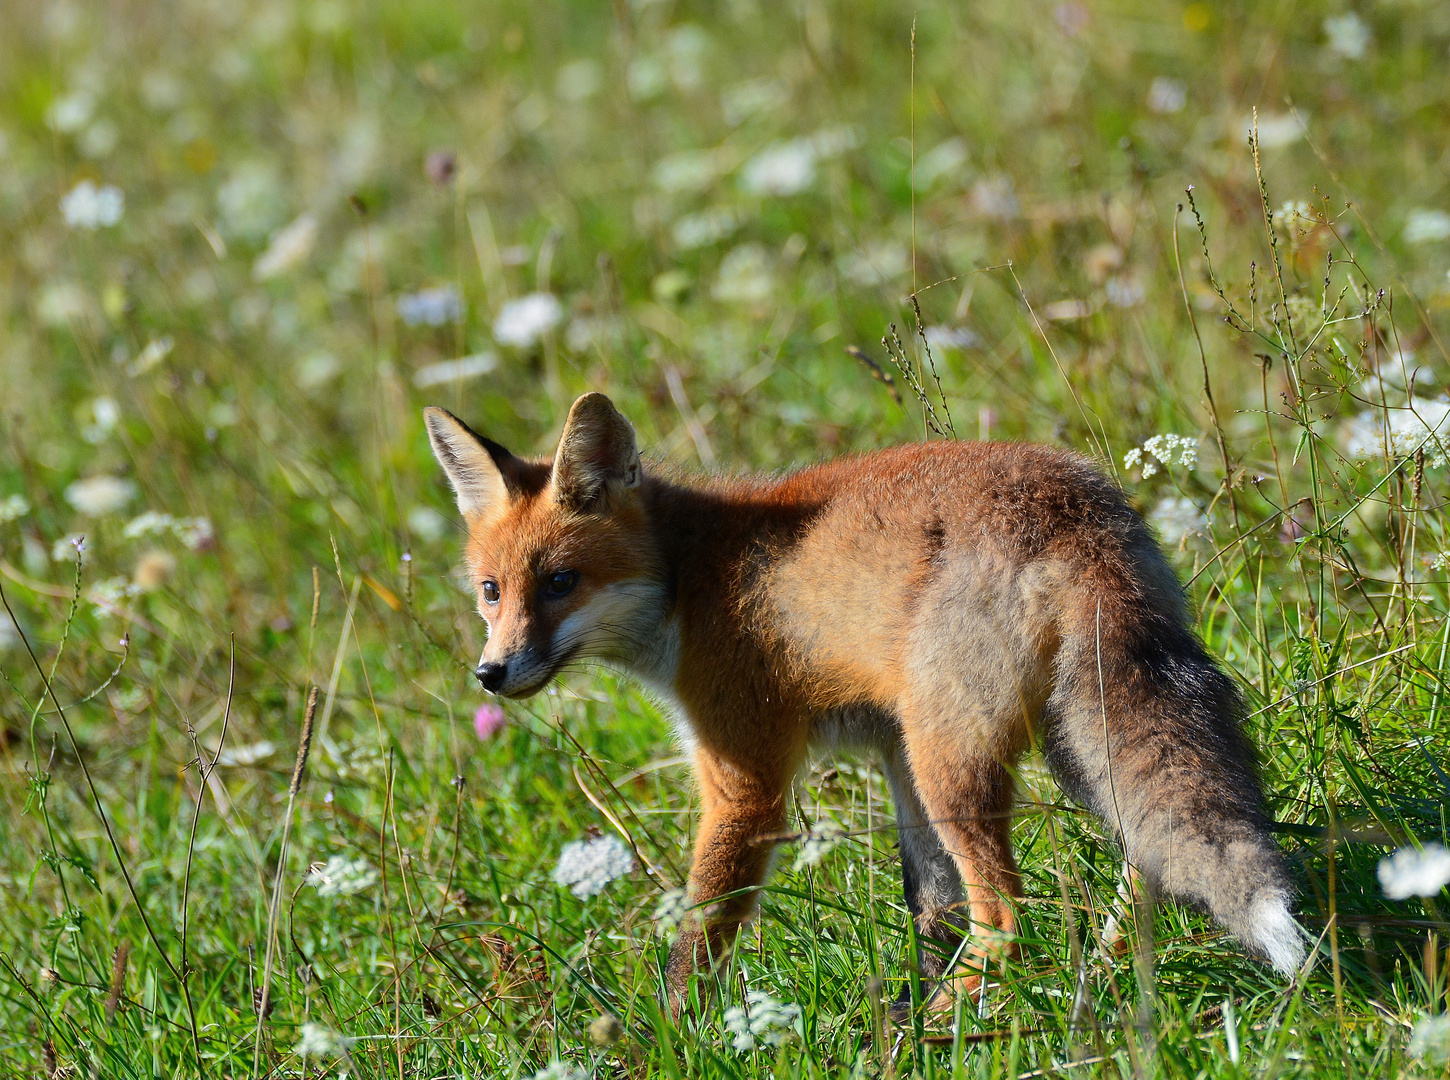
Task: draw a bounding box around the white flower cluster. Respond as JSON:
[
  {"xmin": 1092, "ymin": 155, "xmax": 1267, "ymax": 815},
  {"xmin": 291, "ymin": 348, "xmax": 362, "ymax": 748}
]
[
  {"xmin": 553, "ymin": 834, "xmax": 634, "ymax": 899},
  {"xmin": 397, "ymin": 285, "xmax": 464, "ymax": 327},
  {"xmin": 294, "ymin": 1022, "xmax": 354, "ymax": 1058},
  {"xmin": 530, "ymin": 1061, "xmax": 587, "ymax": 1080},
  {"xmin": 1151, "ymin": 496, "xmax": 1209, "ymax": 548},
  {"xmin": 66, "ymin": 475, "xmax": 136, "ymax": 516},
  {"xmin": 123, "ymin": 511, "xmax": 215, "ymax": 551},
  {"xmin": 1411, "ymin": 1013, "xmax": 1450, "ymax": 1065},
  {"xmin": 1431, "ymin": 552, "xmax": 1450, "ymax": 572},
  {"xmin": 738, "ymin": 125, "xmax": 862, "ymax": 197},
  {"xmin": 1341, "ymin": 398, "xmax": 1450, "ymax": 466},
  {"xmin": 254, "ymin": 213, "xmax": 318, "ymax": 280},
  {"xmin": 793, "ymin": 819, "xmax": 845, "ymax": 871},
  {"xmin": 652, "ymin": 886, "xmax": 691, "ymax": 937},
  {"xmin": 1123, "ymin": 434, "xmax": 1198, "ymax": 478},
  {"xmin": 0, "ymin": 494, "xmax": 30, "ymax": 523},
  {"xmin": 306, "ymin": 855, "xmax": 380, "ymax": 897},
  {"xmin": 61, "ymin": 180, "xmax": 124, "ymax": 229},
  {"xmin": 1377, "ymin": 843, "xmax": 1450, "ymax": 900},
  {"xmin": 723, "ymin": 990, "xmax": 802, "ymax": 1052},
  {"xmin": 493, "ymin": 292, "xmax": 563, "ymax": 348},
  {"xmin": 91, "ymin": 575, "xmax": 142, "ymax": 617}
]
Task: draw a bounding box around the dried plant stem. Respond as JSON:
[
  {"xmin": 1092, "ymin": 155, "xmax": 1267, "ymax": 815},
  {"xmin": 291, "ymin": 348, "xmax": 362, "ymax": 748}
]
[{"xmin": 251, "ymin": 684, "xmax": 318, "ymax": 1077}]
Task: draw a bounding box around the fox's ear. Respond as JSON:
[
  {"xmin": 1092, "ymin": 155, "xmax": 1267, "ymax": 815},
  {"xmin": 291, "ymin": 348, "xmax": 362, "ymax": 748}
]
[
  {"xmin": 550, "ymin": 393, "xmax": 641, "ymax": 512},
  {"xmin": 423, "ymin": 407, "xmax": 520, "ymax": 518}
]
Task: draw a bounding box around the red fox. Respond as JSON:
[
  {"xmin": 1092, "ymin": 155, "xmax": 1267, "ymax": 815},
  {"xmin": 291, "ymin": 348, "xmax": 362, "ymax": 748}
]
[{"xmin": 425, "ymin": 393, "xmax": 1306, "ymax": 1011}]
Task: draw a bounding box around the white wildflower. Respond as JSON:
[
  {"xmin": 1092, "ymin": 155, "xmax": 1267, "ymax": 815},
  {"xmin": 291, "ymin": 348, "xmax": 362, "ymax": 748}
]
[
  {"xmin": 122, "ymin": 511, "xmax": 213, "ymax": 551},
  {"xmin": 294, "ymin": 1022, "xmax": 354, "ymax": 1058},
  {"xmin": 553, "ymin": 834, "xmax": 634, "ymax": 899},
  {"xmin": 66, "ymin": 476, "xmax": 136, "ymax": 516},
  {"xmin": 1324, "ymin": 12, "xmax": 1370, "ymax": 59},
  {"xmin": 1430, "ymin": 552, "xmax": 1450, "ymax": 572},
  {"xmin": 1377, "ymin": 843, "xmax": 1450, "ymax": 900},
  {"xmin": 295, "ymin": 352, "xmax": 340, "ymax": 390},
  {"xmin": 672, "ymin": 207, "xmax": 738, "ymax": 250},
  {"xmin": 653, "ymin": 887, "xmax": 691, "ymax": 937},
  {"xmin": 0, "ymin": 610, "xmax": 21, "ymax": 653},
  {"xmin": 47, "ymin": 91, "xmax": 95, "ymax": 133},
  {"xmin": 1410, "ymin": 1014, "xmax": 1450, "ymax": 1065},
  {"xmin": 216, "ymin": 740, "xmax": 276, "ymax": 766},
  {"xmin": 306, "ymin": 855, "xmax": 380, "ymax": 897},
  {"xmin": 722, "ymin": 990, "xmax": 802, "ymax": 1052},
  {"xmin": 969, "ymin": 175, "xmax": 1020, "ymax": 220},
  {"xmin": 1404, "ymin": 209, "xmax": 1450, "ymax": 245},
  {"xmin": 412, "ymin": 352, "xmax": 498, "ymax": 388},
  {"xmin": 913, "ymin": 138, "xmax": 968, "ymax": 190},
  {"xmin": 1151, "ymin": 496, "xmax": 1209, "ymax": 547},
  {"xmin": 793, "ymin": 819, "xmax": 845, "ymax": 871},
  {"xmin": 530, "ymin": 1062, "xmax": 587, "ymax": 1080},
  {"xmin": 493, "ymin": 292, "xmax": 562, "ymax": 348},
  {"xmin": 721, "ymin": 78, "xmax": 787, "ymax": 125},
  {"xmin": 82, "ymin": 396, "xmax": 121, "ymax": 444},
  {"xmin": 923, "ymin": 326, "xmax": 980, "ymax": 351},
  {"xmin": 217, "ymin": 163, "xmax": 285, "ymax": 241},
  {"xmin": 0, "ymin": 494, "xmax": 30, "ymax": 523},
  {"xmin": 1043, "ymin": 298, "xmax": 1092, "ymax": 321},
  {"xmin": 713, "ymin": 244, "xmax": 776, "ymax": 305},
  {"xmin": 1105, "ymin": 274, "xmax": 1145, "ymax": 308},
  {"xmin": 61, "ymin": 180, "xmax": 124, "ymax": 229},
  {"xmin": 1342, "ymin": 397, "xmax": 1450, "ymax": 463},
  {"xmin": 131, "ymin": 336, "xmax": 174, "ymax": 375},
  {"xmin": 1245, "ymin": 112, "xmax": 1302, "ymax": 150},
  {"xmin": 397, "ymin": 285, "xmax": 464, "ymax": 327},
  {"xmin": 565, "ymin": 315, "xmax": 622, "ymax": 353},
  {"xmin": 37, "ymin": 282, "xmax": 92, "ymax": 327},
  {"xmin": 740, "ymin": 138, "xmax": 816, "ymax": 196},
  {"xmin": 836, "ymin": 241, "xmax": 909, "ymax": 288},
  {"xmin": 91, "ymin": 575, "xmax": 141, "ymax": 616},
  {"xmin": 79, "ymin": 119, "xmax": 118, "ymax": 158},
  {"xmin": 407, "ymin": 506, "xmax": 448, "ymax": 542},
  {"xmin": 810, "ymin": 125, "xmax": 862, "ymax": 158},
  {"xmin": 1147, "ymin": 77, "xmax": 1186, "ymax": 114},
  {"xmin": 253, "ymin": 213, "xmax": 318, "ymax": 280},
  {"xmin": 556, "ymin": 59, "xmax": 602, "ymax": 102},
  {"xmin": 1124, "ymin": 434, "xmax": 1197, "ymax": 478},
  {"xmin": 652, "ymin": 149, "xmax": 725, "ymax": 194}
]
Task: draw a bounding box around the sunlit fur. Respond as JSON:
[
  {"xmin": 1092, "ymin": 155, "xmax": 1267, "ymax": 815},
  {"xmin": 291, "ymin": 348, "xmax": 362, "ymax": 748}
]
[{"xmin": 426, "ymin": 394, "xmax": 1307, "ymax": 1016}]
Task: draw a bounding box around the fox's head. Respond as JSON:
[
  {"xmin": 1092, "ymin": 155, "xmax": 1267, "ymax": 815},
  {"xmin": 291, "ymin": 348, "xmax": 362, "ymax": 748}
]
[{"xmin": 424, "ymin": 393, "xmax": 668, "ymax": 698}]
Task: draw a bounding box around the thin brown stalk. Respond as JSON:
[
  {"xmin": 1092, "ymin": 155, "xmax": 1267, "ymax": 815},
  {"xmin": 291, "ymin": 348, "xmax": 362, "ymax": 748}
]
[{"xmin": 251, "ymin": 684, "xmax": 318, "ymax": 1077}]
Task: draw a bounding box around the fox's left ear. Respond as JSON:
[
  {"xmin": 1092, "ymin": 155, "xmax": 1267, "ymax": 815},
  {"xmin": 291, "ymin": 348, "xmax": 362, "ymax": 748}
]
[{"xmin": 550, "ymin": 393, "xmax": 641, "ymax": 512}]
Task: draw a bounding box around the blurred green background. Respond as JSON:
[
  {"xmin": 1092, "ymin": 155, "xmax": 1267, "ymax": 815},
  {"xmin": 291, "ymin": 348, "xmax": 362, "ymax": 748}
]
[{"xmin": 3, "ymin": 0, "xmax": 1449, "ymax": 1075}]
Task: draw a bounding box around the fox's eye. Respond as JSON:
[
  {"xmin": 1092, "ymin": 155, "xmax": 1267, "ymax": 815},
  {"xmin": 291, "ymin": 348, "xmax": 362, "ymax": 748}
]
[
  {"xmin": 481, "ymin": 580, "xmax": 500, "ymax": 604},
  {"xmin": 544, "ymin": 570, "xmax": 579, "ymax": 598}
]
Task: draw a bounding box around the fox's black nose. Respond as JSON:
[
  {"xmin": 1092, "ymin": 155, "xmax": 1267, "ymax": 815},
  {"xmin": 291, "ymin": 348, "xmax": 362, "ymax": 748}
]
[{"xmin": 475, "ymin": 662, "xmax": 507, "ymax": 693}]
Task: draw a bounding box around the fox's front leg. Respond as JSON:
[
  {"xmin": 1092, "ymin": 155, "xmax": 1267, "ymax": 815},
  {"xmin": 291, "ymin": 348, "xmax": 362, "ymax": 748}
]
[{"xmin": 665, "ymin": 750, "xmax": 787, "ymax": 1014}]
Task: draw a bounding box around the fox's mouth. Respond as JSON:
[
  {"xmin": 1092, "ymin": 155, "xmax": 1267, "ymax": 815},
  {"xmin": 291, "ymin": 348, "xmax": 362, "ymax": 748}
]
[{"xmin": 482, "ymin": 642, "xmax": 581, "ymax": 698}]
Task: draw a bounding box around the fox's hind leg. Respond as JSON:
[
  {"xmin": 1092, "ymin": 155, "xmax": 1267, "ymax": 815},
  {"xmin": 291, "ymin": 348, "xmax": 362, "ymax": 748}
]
[
  {"xmin": 897, "ymin": 718, "xmax": 1023, "ymax": 1008},
  {"xmin": 881, "ymin": 744, "xmax": 969, "ymax": 1017}
]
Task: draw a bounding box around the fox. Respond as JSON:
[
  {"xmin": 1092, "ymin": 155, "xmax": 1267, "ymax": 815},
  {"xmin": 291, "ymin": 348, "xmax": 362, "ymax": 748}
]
[{"xmin": 424, "ymin": 392, "xmax": 1307, "ymax": 1013}]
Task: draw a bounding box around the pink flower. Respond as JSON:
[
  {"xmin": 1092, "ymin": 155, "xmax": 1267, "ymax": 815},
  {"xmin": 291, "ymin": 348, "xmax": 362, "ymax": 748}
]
[{"xmin": 474, "ymin": 703, "xmax": 507, "ymax": 739}]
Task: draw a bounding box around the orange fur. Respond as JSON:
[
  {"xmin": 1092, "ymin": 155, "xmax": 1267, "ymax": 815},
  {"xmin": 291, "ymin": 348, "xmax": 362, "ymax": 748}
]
[{"xmin": 425, "ymin": 394, "xmax": 1305, "ymax": 1015}]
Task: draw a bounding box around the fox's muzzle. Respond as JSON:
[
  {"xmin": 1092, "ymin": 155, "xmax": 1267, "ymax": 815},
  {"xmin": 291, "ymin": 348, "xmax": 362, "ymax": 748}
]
[{"xmin": 473, "ymin": 643, "xmax": 553, "ymax": 697}]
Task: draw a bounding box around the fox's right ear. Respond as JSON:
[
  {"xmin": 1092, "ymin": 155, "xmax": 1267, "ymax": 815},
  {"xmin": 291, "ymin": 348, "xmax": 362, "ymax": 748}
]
[{"xmin": 423, "ymin": 407, "xmax": 520, "ymax": 518}]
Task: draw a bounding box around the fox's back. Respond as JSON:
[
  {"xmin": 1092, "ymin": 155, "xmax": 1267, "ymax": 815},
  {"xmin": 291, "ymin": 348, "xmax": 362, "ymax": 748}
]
[{"xmin": 741, "ymin": 440, "xmax": 1185, "ymax": 715}]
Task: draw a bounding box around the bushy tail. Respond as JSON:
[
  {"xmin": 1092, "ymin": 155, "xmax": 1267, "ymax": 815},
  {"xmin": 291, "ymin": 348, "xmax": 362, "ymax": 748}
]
[{"xmin": 1044, "ymin": 584, "xmax": 1307, "ymax": 975}]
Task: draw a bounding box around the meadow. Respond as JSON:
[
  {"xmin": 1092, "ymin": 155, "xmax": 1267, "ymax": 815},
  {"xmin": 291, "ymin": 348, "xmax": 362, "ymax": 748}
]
[{"xmin": 2, "ymin": 0, "xmax": 1450, "ymax": 1075}]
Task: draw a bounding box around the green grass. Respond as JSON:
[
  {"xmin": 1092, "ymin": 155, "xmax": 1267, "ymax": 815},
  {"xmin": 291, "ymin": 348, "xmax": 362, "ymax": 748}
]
[{"xmin": 3, "ymin": 0, "xmax": 1450, "ymax": 1075}]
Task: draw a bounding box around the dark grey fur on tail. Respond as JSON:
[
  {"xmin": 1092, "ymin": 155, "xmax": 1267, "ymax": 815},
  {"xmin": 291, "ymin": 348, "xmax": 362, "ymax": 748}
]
[{"xmin": 1045, "ymin": 535, "xmax": 1308, "ymax": 975}]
